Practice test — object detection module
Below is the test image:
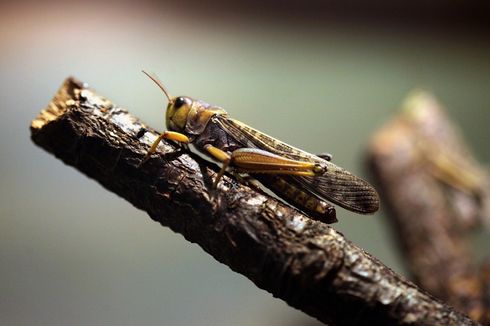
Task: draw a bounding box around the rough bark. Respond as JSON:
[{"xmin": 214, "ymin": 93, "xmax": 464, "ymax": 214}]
[
  {"xmin": 368, "ymin": 91, "xmax": 489, "ymax": 324},
  {"xmin": 30, "ymin": 78, "xmax": 477, "ymax": 326}
]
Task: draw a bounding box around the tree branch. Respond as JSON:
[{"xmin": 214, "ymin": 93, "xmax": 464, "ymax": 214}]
[
  {"xmin": 368, "ymin": 91, "xmax": 490, "ymax": 324},
  {"xmin": 30, "ymin": 78, "xmax": 476, "ymax": 326}
]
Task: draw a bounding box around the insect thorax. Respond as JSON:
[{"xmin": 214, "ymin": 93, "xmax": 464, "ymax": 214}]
[{"xmin": 184, "ymin": 101, "xmax": 227, "ymax": 136}]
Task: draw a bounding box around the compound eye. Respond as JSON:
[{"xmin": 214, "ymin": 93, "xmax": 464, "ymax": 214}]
[{"xmin": 174, "ymin": 97, "xmax": 186, "ymax": 109}]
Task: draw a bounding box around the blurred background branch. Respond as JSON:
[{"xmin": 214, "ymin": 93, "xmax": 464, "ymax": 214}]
[{"xmin": 368, "ymin": 92, "xmax": 490, "ymax": 324}]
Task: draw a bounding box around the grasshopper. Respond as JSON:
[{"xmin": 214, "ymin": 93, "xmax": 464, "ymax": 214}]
[{"xmin": 140, "ymin": 71, "xmax": 379, "ymax": 224}]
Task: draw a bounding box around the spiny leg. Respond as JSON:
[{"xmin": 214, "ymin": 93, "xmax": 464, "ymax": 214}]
[
  {"xmin": 143, "ymin": 137, "xmax": 322, "ymax": 186},
  {"xmin": 204, "ymin": 146, "xmax": 327, "ymax": 188},
  {"xmin": 231, "ymin": 148, "xmax": 325, "ymax": 176},
  {"xmin": 140, "ymin": 131, "xmax": 190, "ymax": 166},
  {"xmin": 233, "ymin": 173, "xmax": 263, "ymax": 191}
]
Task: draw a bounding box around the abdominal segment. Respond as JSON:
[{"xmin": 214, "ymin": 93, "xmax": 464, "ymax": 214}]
[{"xmin": 255, "ymin": 175, "xmax": 337, "ymax": 224}]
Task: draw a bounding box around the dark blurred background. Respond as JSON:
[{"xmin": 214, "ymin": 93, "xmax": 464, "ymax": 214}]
[{"xmin": 1, "ymin": 1, "xmax": 489, "ymax": 325}]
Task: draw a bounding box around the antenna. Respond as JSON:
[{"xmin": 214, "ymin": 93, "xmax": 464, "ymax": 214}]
[{"xmin": 142, "ymin": 70, "xmax": 172, "ymax": 103}]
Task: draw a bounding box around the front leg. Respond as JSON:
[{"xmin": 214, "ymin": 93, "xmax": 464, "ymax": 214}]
[{"xmin": 140, "ymin": 131, "xmax": 190, "ymax": 166}]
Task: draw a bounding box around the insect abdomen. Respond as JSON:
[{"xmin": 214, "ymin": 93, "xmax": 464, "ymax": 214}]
[{"xmin": 256, "ymin": 175, "xmax": 337, "ymax": 224}]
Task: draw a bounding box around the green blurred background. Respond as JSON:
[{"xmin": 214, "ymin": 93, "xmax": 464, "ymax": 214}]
[{"xmin": 1, "ymin": 1, "xmax": 489, "ymax": 325}]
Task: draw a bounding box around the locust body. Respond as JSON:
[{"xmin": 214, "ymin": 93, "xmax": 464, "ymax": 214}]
[{"xmin": 141, "ymin": 71, "xmax": 379, "ymax": 223}]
